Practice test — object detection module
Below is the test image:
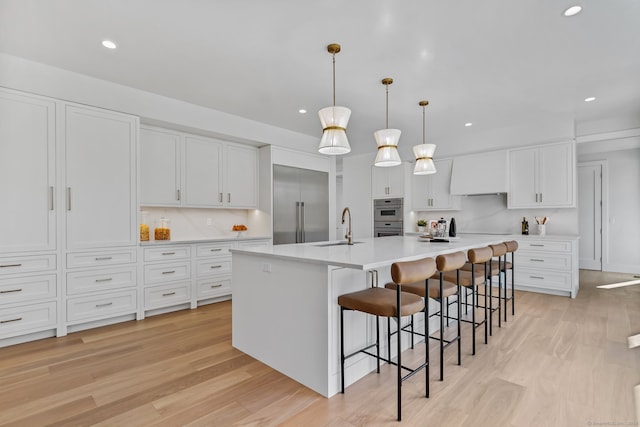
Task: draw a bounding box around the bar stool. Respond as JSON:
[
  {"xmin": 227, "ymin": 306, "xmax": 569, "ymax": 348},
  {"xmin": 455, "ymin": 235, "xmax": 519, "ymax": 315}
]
[
  {"xmin": 338, "ymin": 257, "xmax": 434, "ymax": 421},
  {"xmin": 503, "ymin": 240, "xmax": 518, "ymax": 318},
  {"xmin": 428, "ymin": 251, "xmax": 466, "ymax": 380},
  {"xmin": 441, "ymin": 246, "xmax": 493, "ymax": 354}
]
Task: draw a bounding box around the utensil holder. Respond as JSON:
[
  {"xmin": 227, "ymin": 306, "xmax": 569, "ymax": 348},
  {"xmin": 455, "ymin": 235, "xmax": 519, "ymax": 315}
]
[{"xmin": 537, "ymin": 224, "xmax": 546, "ymax": 236}]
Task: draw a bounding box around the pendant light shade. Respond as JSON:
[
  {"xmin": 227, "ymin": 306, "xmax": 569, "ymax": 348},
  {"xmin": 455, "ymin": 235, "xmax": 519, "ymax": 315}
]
[
  {"xmin": 374, "ymin": 78, "xmax": 401, "ymax": 167},
  {"xmin": 413, "ymin": 100, "xmax": 437, "ymax": 175},
  {"xmin": 318, "ymin": 44, "xmax": 351, "ymax": 155},
  {"xmin": 318, "ymin": 106, "xmax": 351, "ymax": 155}
]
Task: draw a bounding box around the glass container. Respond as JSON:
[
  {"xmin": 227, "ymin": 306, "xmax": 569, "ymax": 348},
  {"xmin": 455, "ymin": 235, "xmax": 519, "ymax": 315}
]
[
  {"xmin": 140, "ymin": 210, "xmax": 150, "ymax": 241},
  {"xmin": 154, "ymin": 217, "xmax": 171, "ymax": 240}
]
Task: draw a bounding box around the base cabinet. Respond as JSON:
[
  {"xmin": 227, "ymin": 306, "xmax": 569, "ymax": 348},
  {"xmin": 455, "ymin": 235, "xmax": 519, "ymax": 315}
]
[{"xmin": 514, "ymin": 237, "xmax": 579, "ymax": 298}]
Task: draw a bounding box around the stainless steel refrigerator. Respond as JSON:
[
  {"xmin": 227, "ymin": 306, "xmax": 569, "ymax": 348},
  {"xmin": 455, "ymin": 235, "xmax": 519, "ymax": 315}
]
[{"xmin": 273, "ymin": 164, "xmax": 329, "ymax": 245}]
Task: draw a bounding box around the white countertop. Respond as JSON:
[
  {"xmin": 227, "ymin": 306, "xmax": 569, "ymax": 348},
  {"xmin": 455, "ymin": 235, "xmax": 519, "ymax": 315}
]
[
  {"xmin": 140, "ymin": 236, "xmax": 271, "ymax": 246},
  {"xmin": 230, "ymin": 235, "xmax": 512, "ymax": 270}
]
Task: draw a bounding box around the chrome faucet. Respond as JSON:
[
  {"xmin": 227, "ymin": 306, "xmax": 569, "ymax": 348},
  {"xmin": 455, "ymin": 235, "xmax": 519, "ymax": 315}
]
[{"xmin": 341, "ymin": 207, "xmax": 353, "ymax": 245}]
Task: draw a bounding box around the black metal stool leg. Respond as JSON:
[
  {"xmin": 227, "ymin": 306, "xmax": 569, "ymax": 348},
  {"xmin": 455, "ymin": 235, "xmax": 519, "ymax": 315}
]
[
  {"xmin": 396, "ymin": 286, "xmax": 402, "ymax": 421},
  {"xmin": 340, "ymin": 307, "xmax": 345, "ymax": 393}
]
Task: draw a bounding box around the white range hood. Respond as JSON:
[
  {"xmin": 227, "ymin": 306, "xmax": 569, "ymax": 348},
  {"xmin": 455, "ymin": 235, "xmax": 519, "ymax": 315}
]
[{"xmin": 449, "ymin": 150, "xmax": 508, "ymax": 196}]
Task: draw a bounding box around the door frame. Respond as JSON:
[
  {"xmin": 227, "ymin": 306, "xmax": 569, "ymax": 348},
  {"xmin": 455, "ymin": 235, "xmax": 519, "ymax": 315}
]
[{"xmin": 578, "ymin": 160, "xmax": 608, "ymax": 270}]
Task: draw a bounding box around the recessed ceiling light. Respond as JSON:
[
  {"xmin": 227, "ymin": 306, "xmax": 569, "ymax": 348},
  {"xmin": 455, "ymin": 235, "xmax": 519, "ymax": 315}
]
[
  {"xmin": 298, "ymin": 109, "xmax": 307, "ymax": 114},
  {"xmin": 584, "ymin": 97, "xmax": 596, "ymax": 102},
  {"xmin": 101, "ymin": 40, "xmax": 117, "ymax": 49},
  {"xmin": 464, "ymin": 122, "xmax": 473, "ymax": 127},
  {"xmin": 563, "ymin": 6, "xmax": 582, "ymax": 17}
]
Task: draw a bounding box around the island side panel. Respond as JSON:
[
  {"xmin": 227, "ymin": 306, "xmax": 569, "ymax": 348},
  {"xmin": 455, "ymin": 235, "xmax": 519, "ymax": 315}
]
[{"xmin": 231, "ymin": 252, "xmax": 332, "ymax": 397}]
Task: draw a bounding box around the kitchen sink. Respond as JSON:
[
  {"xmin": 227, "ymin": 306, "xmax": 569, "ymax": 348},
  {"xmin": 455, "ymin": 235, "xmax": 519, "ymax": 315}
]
[{"xmin": 314, "ymin": 241, "xmax": 364, "ymax": 247}]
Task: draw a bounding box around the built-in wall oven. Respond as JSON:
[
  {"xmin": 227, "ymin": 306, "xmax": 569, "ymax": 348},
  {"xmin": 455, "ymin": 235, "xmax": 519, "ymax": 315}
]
[{"xmin": 373, "ymin": 198, "xmax": 403, "ymax": 237}]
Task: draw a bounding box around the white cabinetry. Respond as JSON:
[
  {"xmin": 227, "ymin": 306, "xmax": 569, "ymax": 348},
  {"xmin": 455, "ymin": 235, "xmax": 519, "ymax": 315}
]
[
  {"xmin": 411, "ymin": 159, "xmax": 461, "ymax": 210},
  {"xmin": 142, "ymin": 246, "xmax": 192, "ymax": 312},
  {"xmin": 508, "ymin": 142, "xmax": 575, "ymax": 209},
  {"xmin": 514, "ymin": 237, "xmax": 579, "ymax": 298},
  {"xmin": 0, "ymin": 89, "xmax": 59, "ymax": 344},
  {"xmin": 372, "ymin": 165, "xmax": 404, "ymax": 199},
  {"xmin": 64, "ymin": 105, "xmax": 138, "ymax": 249},
  {"xmin": 139, "ymin": 127, "xmax": 182, "ymax": 206},
  {"xmin": 140, "ymin": 127, "xmax": 258, "ymax": 209},
  {"xmin": 0, "ymin": 90, "xmax": 56, "ymax": 254}
]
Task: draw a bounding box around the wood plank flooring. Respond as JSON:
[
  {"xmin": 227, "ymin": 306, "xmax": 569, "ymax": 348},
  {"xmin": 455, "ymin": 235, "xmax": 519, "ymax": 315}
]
[{"xmin": 1, "ymin": 270, "xmax": 639, "ymax": 426}]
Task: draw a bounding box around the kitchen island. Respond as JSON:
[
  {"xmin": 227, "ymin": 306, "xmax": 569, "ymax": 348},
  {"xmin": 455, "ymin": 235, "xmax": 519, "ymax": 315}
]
[{"xmin": 230, "ymin": 235, "xmax": 508, "ymax": 398}]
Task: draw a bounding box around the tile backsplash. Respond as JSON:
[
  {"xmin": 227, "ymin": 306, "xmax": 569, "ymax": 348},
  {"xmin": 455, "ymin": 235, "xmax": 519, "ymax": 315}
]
[{"xmin": 141, "ymin": 207, "xmax": 253, "ymax": 241}]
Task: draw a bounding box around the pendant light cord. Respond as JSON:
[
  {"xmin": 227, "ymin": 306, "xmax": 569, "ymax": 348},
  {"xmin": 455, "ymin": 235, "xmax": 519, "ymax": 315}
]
[
  {"xmin": 385, "ymin": 84, "xmax": 389, "ymax": 128},
  {"xmin": 422, "ymin": 104, "xmax": 426, "ymax": 145},
  {"xmin": 332, "ymin": 54, "xmax": 336, "ymax": 107}
]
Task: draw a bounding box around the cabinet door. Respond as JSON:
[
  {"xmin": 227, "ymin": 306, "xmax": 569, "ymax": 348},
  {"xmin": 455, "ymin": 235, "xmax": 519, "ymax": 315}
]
[
  {"xmin": 65, "ymin": 105, "xmax": 137, "ymax": 250},
  {"xmin": 371, "ymin": 166, "xmax": 403, "ymax": 199},
  {"xmin": 183, "ymin": 136, "xmax": 223, "ymax": 207},
  {"xmin": 225, "ymin": 144, "xmax": 257, "ymax": 208},
  {"xmin": 430, "ymin": 159, "xmax": 461, "ymax": 210},
  {"xmin": 140, "ymin": 127, "xmax": 181, "ymax": 206},
  {"xmin": 411, "ymin": 174, "xmax": 431, "ymax": 210},
  {"xmin": 0, "ymin": 90, "xmax": 56, "ymax": 253},
  {"xmin": 508, "ymin": 147, "xmax": 538, "ymax": 208},
  {"xmin": 539, "ymin": 143, "xmax": 574, "ymax": 207}
]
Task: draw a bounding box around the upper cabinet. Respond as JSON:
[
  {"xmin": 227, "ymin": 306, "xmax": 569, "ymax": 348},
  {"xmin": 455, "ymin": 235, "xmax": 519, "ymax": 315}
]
[
  {"xmin": 65, "ymin": 105, "xmax": 138, "ymax": 250},
  {"xmin": 0, "ymin": 89, "xmax": 57, "ymax": 253},
  {"xmin": 411, "ymin": 159, "xmax": 461, "ymax": 211},
  {"xmin": 372, "ymin": 164, "xmax": 404, "ymax": 199},
  {"xmin": 508, "ymin": 141, "xmax": 575, "ymax": 209},
  {"xmin": 140, "ymin": 126, "xmax": 258, "ymax": 209}
]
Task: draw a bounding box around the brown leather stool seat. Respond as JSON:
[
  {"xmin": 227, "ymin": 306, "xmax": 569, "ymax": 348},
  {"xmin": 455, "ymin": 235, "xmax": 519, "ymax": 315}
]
[
  {"xmin": 339, "ymin": 257, "xmax": 436, "ymax": 421},
  {"xmin": 385, "ymin": 279, "xmax": 458, "ymax": 300}
]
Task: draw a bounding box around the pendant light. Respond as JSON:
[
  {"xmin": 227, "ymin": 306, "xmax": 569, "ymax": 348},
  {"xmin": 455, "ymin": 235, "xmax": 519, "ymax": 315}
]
[
  {"xmin": 318, "ymin": 43, "xmax": 351, "ymax": 155},
  {"xmin": 413, "ymin": 100, "xmax": 437, "ymax": 175},
  {"xmin": 374, "ymin": 78, "xmax": 401, "ymax": 167}
]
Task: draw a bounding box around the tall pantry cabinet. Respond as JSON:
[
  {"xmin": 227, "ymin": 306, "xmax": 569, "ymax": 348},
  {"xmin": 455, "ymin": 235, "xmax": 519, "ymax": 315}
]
[{"xmin": 0, "ymin": 88, "xmax": 139, "ymax": 344}]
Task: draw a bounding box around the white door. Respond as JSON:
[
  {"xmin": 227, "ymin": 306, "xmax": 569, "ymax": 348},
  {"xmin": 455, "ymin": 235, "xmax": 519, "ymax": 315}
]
[
  {"xmin": 183, "ymin": 136, "xmax": 222, "ymax": 207},
  {"xmin": 65, "ymin": 105, "xmax": 137, "ymax": 250},
  {"xmin": 508, "ymin": 147, "xmax": 538, "ymax": 208},
  {"xmin": 0, "ymin": 90, "xmax": 56, "ymax": 253},
  {"xmin": 578, "ymin": 162, "xmax": 602, "ymax": 270},
  {"xmin": 225, "ymin": 144, "xmax": 257, "ymax": 208},
  {"xmin": 539, "ymin": 143, "xmax": 574, "ymax": 207},
  {"xmin": 139, "ymin": 127, "xmax": 182, "ymax": 206}
]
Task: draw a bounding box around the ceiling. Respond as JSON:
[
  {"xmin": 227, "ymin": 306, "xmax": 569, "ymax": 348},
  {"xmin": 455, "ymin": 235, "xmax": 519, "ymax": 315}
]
[{"xmin": 1, "ymin": 0, "xmax": 639, "ymax": 158}]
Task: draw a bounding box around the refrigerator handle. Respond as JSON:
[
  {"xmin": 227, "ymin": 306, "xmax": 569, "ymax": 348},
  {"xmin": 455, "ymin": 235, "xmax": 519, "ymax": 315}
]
[
  {"xmin": 295, "ymin": 201, "xmax": 300, "ymax": 243},
  {"xmin": 300, "ymin": 202, "xmax": 305, "ymax": 243}
]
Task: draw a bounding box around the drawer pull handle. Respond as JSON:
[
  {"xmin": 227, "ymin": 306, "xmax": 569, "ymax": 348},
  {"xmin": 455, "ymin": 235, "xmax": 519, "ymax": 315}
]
[
  {"xmin": 95, "ymin": 257, "xmax": 113, "ymax": 261},
  {"xmin": 95, "ymin": 278, "xmax": 113, "ymax": 283},
  {"xmin": 210, "ymin": 265, "xmax": 222, "ymax": 269},
  {"xmin": 530, "ymin": 259, "xmax": 544, "ymax": 262},
  {"xmin": 0, "ymin": 288, "xmax": 22, "ymax": 294},
  {"xmin": 162, "ymin": 271, "xmax": 176, "ymax": 275},
  {"xmin": 530, "ymin": 244, "xmax": 544, "ymax": 247},
  {"xmin": 1, "ymin": 317, "xmax": 22, "ymax": 324},
  {"xmin": 210, "ymin": 284, "xmax": 223, "ymax": 288},
  {"xmin": 162, "ymin": 292, "xmax": 176, "ymax": 297},
  {"xmin": 0, "ymin": 264, "xmax": 22, "ymax": 268},
  {"xmin": 162, "ymin": 252, "xmax": 176, "ymax": 256},
  {"xmin": 96, "ymin": 302, "xmax": 113, "ymax": 308},
  {"xmin": 530, "ymin": 275, "xmax": 544, "ymax": 280},
  {"xmin": 210, "ymin": 248, "xmax": 222, "ymax": 252}
]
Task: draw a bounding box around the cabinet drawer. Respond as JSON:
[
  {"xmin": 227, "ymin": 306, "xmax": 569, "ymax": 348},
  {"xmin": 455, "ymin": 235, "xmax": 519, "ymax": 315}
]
[
  {"xmin": 67, "ymin": 249, "xmax": 136, "ymax": 269},
  {"xmin": 237, "ymin": 239, "xmax": 271, "ymax": 249},
  {"xmin": 516, "ymin": 240, "xmax": 571, "ymax": 253},
  {"xmin": 196, "ymin": 243, "xmax": 235, "ymax": 258},
  {"xmin": 66, "ymin": 290, "xmax": 137, "ymax": 323},
  {"xmin": 0, "ymin": 274, "xmax": 56, "ymax": 304},
  {"xmin": 143, "ymin": 246, "xmax": 190, "ymax": 262},
  {"xmin": 197, "ymin": 277, "xmax": 231, "ymax": 300},
  {"xmin": 515, "ymin": 252, "xmax": 572, "ymax": 271},
  {"xmin": 0, "ymin": 254, "xmax": 56, "ymax": 276},
  {"xmin": 144, "ymin": 262, "xmax": 190, "ymax": 285},
  {"xmin": 0, "ymin": 301, "xmax": 57, "ymax": 338},
  {"xmin": 196, "ymin": 259, "xmax": 231, "ymax": 277},
  {"xmin": 67, "ymin": 266, "xmax": 136, "ymax": 295},
  {"xmin": 144, "ymin": 282, "xmax": 191, "ymax": 310},
  {"xmin": 516, "ymin": 269, "xmax": 572, "ymax": 291}
]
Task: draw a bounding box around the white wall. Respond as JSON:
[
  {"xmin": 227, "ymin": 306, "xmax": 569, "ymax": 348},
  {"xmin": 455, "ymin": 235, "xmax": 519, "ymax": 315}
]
[{"xmin": 578, "ymin": 147, "xmax": 640, "ymax": 274}]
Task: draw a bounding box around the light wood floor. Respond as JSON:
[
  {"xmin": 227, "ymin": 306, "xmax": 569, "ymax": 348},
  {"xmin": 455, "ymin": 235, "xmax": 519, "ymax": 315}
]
[{"xmin": 1, "ymin": 270, "xmax": 639, "ymax": 426}]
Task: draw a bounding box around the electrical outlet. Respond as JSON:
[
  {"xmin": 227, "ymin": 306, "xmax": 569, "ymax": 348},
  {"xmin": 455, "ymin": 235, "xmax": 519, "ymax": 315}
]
[
  {"xmin": 206, "ymin": 218, "xmax": 212, "ymax": 226},
  {"xmin": 262, "ymin": 263, "xmax": 272, "ymax": 273}
]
